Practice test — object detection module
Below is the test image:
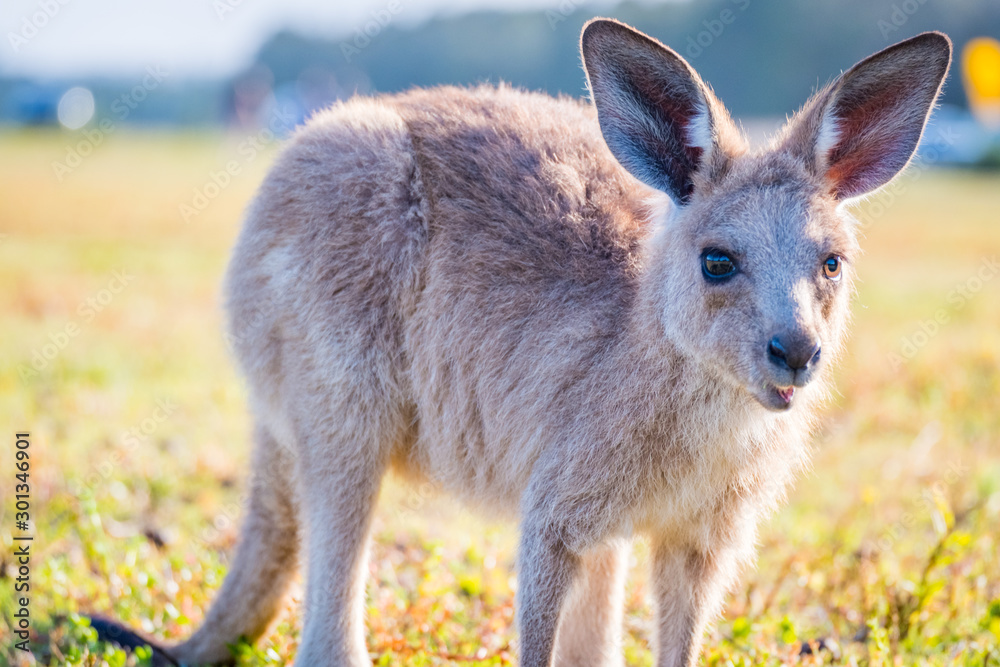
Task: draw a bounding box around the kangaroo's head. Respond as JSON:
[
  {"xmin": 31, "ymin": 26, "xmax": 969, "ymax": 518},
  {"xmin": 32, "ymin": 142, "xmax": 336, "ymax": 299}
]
[{"xmin": 581, "ymin": 19, "xmax": 951, "ymax": 412}]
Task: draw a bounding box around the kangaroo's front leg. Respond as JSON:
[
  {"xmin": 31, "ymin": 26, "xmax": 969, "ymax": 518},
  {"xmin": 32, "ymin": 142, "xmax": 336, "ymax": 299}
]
[
  {"xmin": 516, "ymin": 512, "xmax": 582, "ymax": 667},
  {"xmin": 651, "ymin": 538, "xmax": 742, "ymax": 667}
]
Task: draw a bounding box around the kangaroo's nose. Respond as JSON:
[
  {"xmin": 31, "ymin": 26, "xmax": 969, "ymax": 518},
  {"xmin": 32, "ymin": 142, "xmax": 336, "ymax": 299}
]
[{"xmin": 768, "ymin": 334, "xmax": 820, "ymax": 372}]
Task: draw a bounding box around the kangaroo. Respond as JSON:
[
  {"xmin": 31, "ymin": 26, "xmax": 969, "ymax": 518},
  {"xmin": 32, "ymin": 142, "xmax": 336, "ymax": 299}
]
[{"xmin": 96, "ymin": 19, "xmax": 951, "ymax": 667}]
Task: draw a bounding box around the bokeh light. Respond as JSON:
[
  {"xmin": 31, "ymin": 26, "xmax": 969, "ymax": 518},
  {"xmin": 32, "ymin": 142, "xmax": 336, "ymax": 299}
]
[
  {"xmin": 963, "ymin": 37, "xmax": 1000, "ymax": 129},
  {"xmin": 56, "ymin": 86, "xmax": 95, "ymax": 130}
]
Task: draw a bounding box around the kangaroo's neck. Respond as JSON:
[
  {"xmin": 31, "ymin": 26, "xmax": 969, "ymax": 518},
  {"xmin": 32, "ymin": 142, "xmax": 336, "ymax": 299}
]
[{"xmin": 596, "ymin": 254, "xmax": 795, "ymax": 451}]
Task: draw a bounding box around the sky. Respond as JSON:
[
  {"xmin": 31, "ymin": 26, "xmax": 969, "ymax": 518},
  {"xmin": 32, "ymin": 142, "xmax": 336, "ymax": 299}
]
[{"xmin": 0, "ymin": 0, "xmax": 632, "ymax": 79}]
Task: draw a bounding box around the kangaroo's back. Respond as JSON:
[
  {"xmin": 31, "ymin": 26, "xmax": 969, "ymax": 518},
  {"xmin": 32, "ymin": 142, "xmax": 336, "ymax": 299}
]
[
  {"xmin": 392, "ymin": 84, "xmax": 651, "ymax": 287},
  {"xmin": 225, "ymin": 85, "xmax": 652, "ymax": 470}
]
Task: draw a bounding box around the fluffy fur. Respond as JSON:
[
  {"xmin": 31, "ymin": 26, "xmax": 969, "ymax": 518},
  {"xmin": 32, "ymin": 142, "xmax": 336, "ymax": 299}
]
[{"xmin": 104, "ymin": 20, "xmax": 950, "ymax": 667}]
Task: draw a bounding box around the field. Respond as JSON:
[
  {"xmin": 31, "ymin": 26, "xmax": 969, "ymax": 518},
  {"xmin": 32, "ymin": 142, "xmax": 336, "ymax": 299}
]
[{"xmin": 1, "ymin": 129, "xmax": 999, "ymax": 666}]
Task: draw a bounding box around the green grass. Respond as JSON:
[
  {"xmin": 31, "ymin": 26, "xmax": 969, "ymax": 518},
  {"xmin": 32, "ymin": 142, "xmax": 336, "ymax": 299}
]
[{"xmin": 1, "ymin": 130, "xmax": 999, "ymax": 666}]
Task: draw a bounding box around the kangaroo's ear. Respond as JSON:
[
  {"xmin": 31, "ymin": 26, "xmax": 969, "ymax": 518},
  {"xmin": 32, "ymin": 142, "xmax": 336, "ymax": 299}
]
[
  {"xmin": 786, "ymin": 32, "xmax": 952, "ymax": 201},
  {"xmin": 581, "ymin": 18, "xmax": 742, "ymax": 206}
]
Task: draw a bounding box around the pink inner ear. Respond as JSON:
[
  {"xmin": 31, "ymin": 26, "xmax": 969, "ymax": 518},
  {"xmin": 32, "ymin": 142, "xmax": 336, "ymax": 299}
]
[
  {"xmin": 627, "ymin": 66, "xmax": 705, "ymax": 167},
  {"xmin": 824, "ymin": 81, "xmax": 921, "ymax": 198}
]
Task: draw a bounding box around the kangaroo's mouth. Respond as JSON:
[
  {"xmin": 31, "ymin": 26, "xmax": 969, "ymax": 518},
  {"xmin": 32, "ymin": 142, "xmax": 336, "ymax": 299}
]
[{"xmin": 754, "ymin": 384, "xmax": 796, "ymax": 412}]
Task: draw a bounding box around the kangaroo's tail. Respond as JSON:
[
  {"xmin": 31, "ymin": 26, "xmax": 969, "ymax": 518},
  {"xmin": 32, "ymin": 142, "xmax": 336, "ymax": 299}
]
[{"xmin": 89, "ymin": 615, "xmax": 181, "ymax": 666}]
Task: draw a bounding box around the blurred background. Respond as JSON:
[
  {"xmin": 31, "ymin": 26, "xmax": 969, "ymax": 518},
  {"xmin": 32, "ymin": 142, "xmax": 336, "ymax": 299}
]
[
  {"xmin": 2, "ymin": 1, "xmax": 1000, "ymax": 665},
  {"xmin": 2, "ymin": 0, "xmax": 1000, "ymax": 158}
]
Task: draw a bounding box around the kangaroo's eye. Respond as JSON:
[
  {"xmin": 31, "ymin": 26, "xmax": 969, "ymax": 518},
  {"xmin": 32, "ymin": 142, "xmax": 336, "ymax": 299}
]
[
  {"xmin": 702, "ymin": 250, "xmax": 737, "ymax": 281},
  {"xmin": 823, "ymin": 256, "xmax": 843, "ymax": 281}
]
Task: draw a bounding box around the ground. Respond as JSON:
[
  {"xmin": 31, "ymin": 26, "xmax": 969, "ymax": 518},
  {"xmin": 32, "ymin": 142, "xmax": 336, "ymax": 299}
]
[{"xmin": 0, "ymin": 130, "xmax": 998, "ymax": 666}]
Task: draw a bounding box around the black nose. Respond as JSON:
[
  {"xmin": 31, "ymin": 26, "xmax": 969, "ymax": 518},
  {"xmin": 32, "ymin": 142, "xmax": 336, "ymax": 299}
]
[{"xmin": 768, "ymin": 335, "xmax": 820, "ymax": 372}]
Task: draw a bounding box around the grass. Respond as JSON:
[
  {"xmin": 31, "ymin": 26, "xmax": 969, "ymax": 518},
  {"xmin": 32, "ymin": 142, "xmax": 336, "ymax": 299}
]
[{"xmin": 1, "ymin": 128, "xmax": 999, "ymax": 666}]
